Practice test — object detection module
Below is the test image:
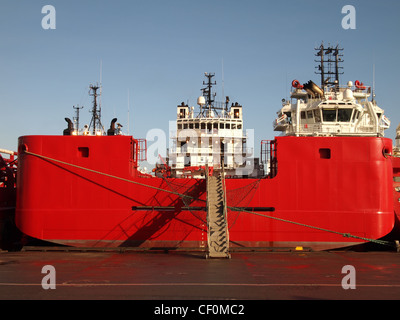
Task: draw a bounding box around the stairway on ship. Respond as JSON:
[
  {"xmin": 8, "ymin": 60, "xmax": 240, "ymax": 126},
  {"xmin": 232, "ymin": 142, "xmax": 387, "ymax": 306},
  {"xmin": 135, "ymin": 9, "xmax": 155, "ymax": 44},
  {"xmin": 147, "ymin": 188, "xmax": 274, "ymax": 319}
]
[{"xmin": 206, "ymin": 173, "xmax": 231, "ymax": 259}]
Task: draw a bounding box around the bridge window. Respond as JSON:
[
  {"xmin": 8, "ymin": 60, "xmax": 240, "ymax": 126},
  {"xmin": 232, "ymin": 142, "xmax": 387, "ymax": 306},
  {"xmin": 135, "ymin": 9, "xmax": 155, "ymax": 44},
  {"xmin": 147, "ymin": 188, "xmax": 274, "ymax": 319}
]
[
  {"xmin": 313, "ymin": 109, "xmax": 321, "ymax": 122},
  {"xmin": 179, "ymin": 109, "xmax": 186, "ymax": 118},
  {"xmin": 285, "ymin": 112, "xmax": 292, "ymax": 124},
  {"xmin": 322, "ymin": 109, "xmax": 337, "ymax": 122},
  {"xmin": 352, "ymin": 110, "xmax": 360, "ymax": 122},
  {"xmin": 338, "ymin": 109, "xmax": 353, "ymax": 122}
]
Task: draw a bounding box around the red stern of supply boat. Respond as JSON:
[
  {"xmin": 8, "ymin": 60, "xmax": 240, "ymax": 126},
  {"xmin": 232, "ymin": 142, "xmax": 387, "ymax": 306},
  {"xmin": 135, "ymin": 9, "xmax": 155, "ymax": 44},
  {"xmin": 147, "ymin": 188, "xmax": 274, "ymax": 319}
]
[{"xmin": 12, "ymin": 44, "xmax": 399, "ymax": 253}]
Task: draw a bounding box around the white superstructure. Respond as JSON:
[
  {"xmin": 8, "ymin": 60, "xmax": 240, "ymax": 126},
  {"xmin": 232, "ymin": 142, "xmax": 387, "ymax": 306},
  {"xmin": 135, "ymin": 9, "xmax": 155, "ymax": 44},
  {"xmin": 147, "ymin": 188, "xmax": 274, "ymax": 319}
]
[
  {"xmin": 274, "ymin": 44, "xmax": 390, "ymax": 137},
  {"xmin": 168, "ymin": 73, "xmax": 257, "ymax": 178}
]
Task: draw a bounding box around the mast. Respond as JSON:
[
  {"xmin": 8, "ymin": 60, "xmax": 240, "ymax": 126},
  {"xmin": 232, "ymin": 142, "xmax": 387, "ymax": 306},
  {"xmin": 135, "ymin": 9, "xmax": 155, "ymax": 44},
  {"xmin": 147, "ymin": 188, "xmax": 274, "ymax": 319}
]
[
  {"xmin": 88, "ymin": 84, "xmax": 104, "ymax": 135},
  {"xmin": 200, "ymin": 72, "xmax": 228, "ymax": 117},
  {"xmin": 73, "ymin": 105, "xmax": 84, "ymax": 134},
  {"xmin": 315, "ymin": 43, "xmax": 344, "ymax": 90},
  {"xmin": 201, "ymin": 72, "xmax": 216, "ymax": 115}
]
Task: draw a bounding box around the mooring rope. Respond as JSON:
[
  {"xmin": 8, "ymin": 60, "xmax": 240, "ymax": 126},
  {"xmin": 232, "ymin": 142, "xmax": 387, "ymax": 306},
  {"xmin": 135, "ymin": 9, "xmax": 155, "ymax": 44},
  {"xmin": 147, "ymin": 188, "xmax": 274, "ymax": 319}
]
[
  {"xmin": 227, "ymin": 207, "xmax": 396, "ymax": 249},
  {"xmin": 24, "ymin": 150, "xmax": 398, "ymax": 249},
  {"xmin": 24, "ymin": 150, "xmax": 197, "ymax": 201}
]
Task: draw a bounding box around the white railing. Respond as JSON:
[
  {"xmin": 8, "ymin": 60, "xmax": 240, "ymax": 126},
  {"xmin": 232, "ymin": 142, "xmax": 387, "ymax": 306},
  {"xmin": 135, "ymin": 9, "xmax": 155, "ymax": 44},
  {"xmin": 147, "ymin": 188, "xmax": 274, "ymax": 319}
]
[{"xmin": 280, "ymin": 123, "xmax": 385, "ymax": 136}]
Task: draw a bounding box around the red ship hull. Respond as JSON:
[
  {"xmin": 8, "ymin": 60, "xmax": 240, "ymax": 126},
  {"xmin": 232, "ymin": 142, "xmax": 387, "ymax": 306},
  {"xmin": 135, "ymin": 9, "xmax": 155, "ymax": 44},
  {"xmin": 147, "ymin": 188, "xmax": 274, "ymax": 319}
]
[
  {"xmin": 15, "ymin": 135, "xmax": 395, "ymax": 251},
  {"xmin": 391, "ymin": 156, "xmax": 400, "ymax": 236}
]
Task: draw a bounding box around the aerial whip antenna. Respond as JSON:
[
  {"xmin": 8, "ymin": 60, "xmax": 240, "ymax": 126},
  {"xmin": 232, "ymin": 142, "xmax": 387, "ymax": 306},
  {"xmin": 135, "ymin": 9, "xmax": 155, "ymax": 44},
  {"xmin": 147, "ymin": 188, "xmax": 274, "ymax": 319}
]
[
  {"xmin": 99, "ymin": 60, "xmax": 103, "ymax": 119},
  {"xmin": 372, "ymin": 63, "xmax": 376, "ymax": 103},
  {"xmin": 128, "ymin": 89, "xmax": 130, "ymax": 135},
  {"xmin": 222, "ymin": 58, "xmax": 224, "ymax": 102}
]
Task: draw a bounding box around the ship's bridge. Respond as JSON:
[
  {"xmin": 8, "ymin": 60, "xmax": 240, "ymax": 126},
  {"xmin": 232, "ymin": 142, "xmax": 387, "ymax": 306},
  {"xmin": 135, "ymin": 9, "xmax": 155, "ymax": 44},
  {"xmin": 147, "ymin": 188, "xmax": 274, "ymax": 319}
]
[
  {"xmin": 168, "ymin": 73, "xmax": 260, "ymax": 179},
  {"xmin": 175, "ymin": 101, "xmax": 243, "ymax": 138},
  {"xmin": 274, "ymin": 80, "xmax": 390, "ymax": 137},
  {"xmin": 170, "ymin": 101, "xmax": 253, "ymax": 178}
]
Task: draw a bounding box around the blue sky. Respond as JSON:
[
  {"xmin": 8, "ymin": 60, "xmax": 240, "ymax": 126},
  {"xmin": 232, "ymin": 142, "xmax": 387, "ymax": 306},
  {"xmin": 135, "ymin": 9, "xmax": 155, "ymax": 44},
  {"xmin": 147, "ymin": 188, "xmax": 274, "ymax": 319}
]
[{"xmin": 1, "ymin": 0, "xmax": 400, "ymax": 157}]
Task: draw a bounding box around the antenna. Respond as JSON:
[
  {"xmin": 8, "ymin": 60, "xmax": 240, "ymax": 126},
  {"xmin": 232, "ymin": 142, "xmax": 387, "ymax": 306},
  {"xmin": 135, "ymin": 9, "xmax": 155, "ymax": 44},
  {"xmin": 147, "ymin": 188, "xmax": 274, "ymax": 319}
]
[
  {"xmin": 128, "ymin": 89, "xmax": 130, "ymax": 135},
  {"xmin": 73, "ymin": 105, "xmax": 84, "ymax": 134},
  {"xmin": 99, "ymin": 60, "xmax": 103, "ymax": 121},
  {"xmin": 201, "ymin": 72, "xmax": 217, "ymax": 116},
  {"xmin": 372, "ymin": 63, "xmax": 376, "ymax": 103},
  {"xmin": 100, "ymin": 60, "xmax": 102, "ymax": 82},
  {"xmin": 222, "ymin": 58, "xmax": 224, "ymax": 101},
  {"xmin": 315, "ymin": 43, "xmax": 344, "ymax": 90},
  {"xmin": 88, "ymin": 84, "xmax": 104, "ymax": 135}
]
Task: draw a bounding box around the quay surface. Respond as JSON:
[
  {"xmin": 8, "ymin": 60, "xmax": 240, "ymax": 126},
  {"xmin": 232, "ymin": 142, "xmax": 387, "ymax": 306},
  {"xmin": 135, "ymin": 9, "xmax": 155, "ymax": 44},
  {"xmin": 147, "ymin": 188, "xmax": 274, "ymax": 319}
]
[{"xmin": 0, "ymin": 249, "xmax": 399, "ymax": 301}]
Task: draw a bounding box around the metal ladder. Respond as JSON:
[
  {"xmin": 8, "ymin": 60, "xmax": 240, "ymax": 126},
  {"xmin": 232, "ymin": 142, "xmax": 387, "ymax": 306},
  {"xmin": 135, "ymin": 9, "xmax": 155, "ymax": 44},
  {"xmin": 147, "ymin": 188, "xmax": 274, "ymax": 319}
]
[{"xmin": 206, "ymin": 172, "xmax": 231, "ymax": 259}]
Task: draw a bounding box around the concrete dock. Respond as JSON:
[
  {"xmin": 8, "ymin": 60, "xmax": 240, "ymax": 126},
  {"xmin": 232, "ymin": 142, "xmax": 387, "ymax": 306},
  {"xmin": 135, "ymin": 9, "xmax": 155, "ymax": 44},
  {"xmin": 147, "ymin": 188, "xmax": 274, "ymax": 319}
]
[{"xmin": 0, "ymin": 249, "xmax": 399, "ymax": 302}]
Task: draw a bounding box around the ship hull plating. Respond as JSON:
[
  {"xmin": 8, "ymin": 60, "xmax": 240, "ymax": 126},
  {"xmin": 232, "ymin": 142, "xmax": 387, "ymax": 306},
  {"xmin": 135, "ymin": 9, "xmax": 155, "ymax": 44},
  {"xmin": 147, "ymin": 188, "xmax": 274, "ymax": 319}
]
[{"xmin": 15, "ymin": 135, "xmax": 395, "ymax": 251}]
